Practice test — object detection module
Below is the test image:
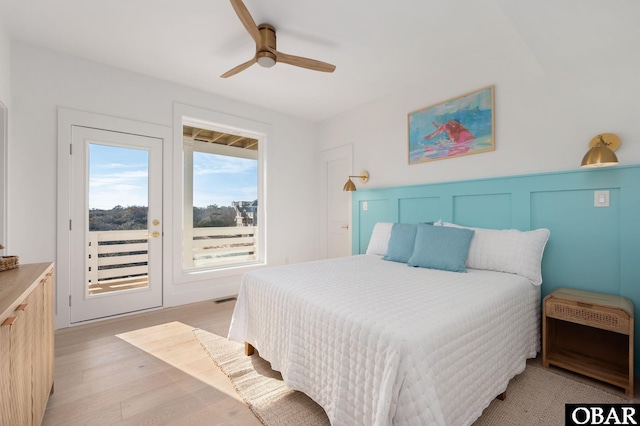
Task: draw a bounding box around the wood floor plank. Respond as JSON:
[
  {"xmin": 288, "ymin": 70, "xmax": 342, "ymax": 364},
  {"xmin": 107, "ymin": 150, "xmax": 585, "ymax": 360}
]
[
  {"xmin": 120, "ymin": 375, "xmax": 222, "ymax": 419},
  {"xmin": 54, "ymin": 338, "xmax": 144, "ymax": 370},
  {"xmin": 45, "ymin": 405, "xmax": 124, "ymax": 426},
  {"xmin": 120, "ymin": 385, "xmax": 256, "ymax": 426},
  {"xmin": 42, "ymin": 300, "xmax": 260, "ymax": 426}
]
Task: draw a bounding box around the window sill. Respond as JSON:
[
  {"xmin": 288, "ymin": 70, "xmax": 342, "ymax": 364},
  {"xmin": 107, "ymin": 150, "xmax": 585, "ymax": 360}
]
[{"xmin": 173, "ymin": 261, "xmax": 267, "ymax": 284}]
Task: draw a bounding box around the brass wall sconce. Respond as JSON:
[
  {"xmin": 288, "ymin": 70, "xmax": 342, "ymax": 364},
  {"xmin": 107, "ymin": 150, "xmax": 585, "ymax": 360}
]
[
  {"xmin": 581, "ymin": 133, "xmax": 620, "ymax": 168},
  {"xmin": 343, "ymin": 171, "xmax": 369, "ymax": 191}
]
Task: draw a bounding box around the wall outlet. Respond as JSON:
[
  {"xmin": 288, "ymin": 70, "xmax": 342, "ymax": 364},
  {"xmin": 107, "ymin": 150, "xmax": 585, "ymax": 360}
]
[{"xmin": 594, "ymin": 190, "xmax": 610, "ymax": 207}]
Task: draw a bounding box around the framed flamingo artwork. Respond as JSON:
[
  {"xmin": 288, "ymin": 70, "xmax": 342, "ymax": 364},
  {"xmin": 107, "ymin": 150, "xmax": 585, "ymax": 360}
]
[{"xmin": 408, "ymin": 85, "xmax": 494, "ymax": 165}]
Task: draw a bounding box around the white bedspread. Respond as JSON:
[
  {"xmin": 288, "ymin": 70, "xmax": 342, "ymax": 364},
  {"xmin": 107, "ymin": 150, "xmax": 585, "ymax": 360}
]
[{"xmin": 228, "ymin": 255, "xmax": 540, "ymax": 426}]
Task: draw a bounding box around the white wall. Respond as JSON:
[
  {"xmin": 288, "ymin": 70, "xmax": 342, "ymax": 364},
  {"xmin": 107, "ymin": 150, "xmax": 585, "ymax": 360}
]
[
  {"xmin": 9, "ymin": 41, "xmax": 319, "ymax": 324},
  {"xmin": 0, "ymin": 23, "xmax": 9, "ymax": 106},
  {"xmin": 0, "ymin": 23, "xmax": 9, "ymax": 250},
  {"xmin": 318, "ymin": 43, "xmax": 640, "ymax": 189}
]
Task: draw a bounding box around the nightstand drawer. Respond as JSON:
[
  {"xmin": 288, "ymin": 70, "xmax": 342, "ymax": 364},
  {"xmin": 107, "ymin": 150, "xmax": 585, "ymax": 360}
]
[{"xmin": 546, "ymin": 298, "xmax": 631, "ymax": 334}]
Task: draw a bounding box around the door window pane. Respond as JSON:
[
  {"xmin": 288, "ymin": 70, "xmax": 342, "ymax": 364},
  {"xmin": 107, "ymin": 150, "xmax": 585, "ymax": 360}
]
[{"xmin": 88, "ymin": 144, "xmax": 150, "ymax": 295}]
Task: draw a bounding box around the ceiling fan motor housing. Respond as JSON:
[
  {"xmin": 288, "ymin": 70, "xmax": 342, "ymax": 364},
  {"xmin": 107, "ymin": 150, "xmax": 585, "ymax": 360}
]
[{"xmin": 256, "ymin": 24, "xmax": 277, "ymax": 67}]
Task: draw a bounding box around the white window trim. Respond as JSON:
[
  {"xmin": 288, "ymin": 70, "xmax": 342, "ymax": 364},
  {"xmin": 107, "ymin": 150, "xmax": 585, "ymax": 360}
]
[{"xmin": 172, "ymin": 103, "xmax": 269, "ymax": 283}]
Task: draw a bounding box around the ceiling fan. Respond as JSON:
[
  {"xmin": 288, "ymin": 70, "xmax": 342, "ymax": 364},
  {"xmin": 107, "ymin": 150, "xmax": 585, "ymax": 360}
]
[{"xmin": 221, "ymin": 0, "xmax": 336, "ymax": 78}]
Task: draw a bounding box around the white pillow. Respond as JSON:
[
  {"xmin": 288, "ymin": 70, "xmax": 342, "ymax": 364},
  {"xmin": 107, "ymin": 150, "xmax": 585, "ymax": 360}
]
[
  {"xmin": 366, "ymin": 222, "xmax": 394, "ymax": 256},
  {"xmin": 441, "ymin": 222, "xmax": 550, "ymax": 285}
]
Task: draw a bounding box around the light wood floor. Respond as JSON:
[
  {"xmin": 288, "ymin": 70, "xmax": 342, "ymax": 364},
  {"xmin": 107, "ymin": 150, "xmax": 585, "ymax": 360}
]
[{"xmin": 42, "ymin": 299, "xmax": 262, "ymax": 426}]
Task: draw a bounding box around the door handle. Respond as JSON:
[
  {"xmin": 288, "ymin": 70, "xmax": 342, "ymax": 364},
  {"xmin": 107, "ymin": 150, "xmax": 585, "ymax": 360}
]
[
  {"xmin": 145, "ymin": 231, "xmax": 161, "ymax": 238},
  {"xmin": 341, "ymin": 225, "xmax": 349, "ymax": 230}
]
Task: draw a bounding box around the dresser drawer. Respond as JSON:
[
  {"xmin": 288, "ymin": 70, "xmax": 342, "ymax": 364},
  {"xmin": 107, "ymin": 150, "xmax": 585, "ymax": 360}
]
[{"xmin": 545, "ymin": 298, "xmax": 630, "ymax": 334}]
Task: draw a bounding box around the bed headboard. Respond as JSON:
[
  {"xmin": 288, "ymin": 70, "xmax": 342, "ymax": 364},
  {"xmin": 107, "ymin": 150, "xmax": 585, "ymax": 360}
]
[{"xmin": 351, "ymin": 164, "xmax": 640, "ymax": 316}]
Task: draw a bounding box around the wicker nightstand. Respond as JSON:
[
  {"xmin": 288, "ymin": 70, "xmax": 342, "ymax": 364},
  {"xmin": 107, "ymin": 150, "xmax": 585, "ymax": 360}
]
[{"xmin": 542, "ymin": 287, "xmax": 634, "ymax": 397}]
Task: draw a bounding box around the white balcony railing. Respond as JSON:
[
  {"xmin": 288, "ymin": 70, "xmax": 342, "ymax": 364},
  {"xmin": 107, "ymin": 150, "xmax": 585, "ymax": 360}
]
[
  {"xmin": 88, "ymin": 226, "xmax": 257, "ymax": 294},
  {"xmin": 87, "ymin": 229, "xmax": 149, "ymax": 295},
  {"xmin": 188, "ymin": 226, "xmax": 257, "ymax": 268}
]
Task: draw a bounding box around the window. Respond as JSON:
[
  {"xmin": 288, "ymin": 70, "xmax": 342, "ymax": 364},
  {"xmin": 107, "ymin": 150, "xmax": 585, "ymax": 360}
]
[{"xmin": 182, "ymin": 121, "xmax": 262, "ymax": 271}]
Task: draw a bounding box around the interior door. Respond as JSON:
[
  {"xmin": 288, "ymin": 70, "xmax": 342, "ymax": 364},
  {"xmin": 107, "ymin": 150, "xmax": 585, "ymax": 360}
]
[
  {"xmin": 69, "ymin": 126, "xmax": 163, "ymax": 323},
  {"xmin": 318, "ymin": 146, "xmax": 352, "ymax": 259},
  {"xmin": 326, "ymin": 157, "xmax": 351, "ymax": 258}
]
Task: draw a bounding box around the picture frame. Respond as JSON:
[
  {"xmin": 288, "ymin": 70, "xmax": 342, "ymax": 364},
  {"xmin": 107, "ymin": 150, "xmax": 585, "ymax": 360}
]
[{"xmin": 408, "ymin": 85, "xmax": 494, "ymax": 165}]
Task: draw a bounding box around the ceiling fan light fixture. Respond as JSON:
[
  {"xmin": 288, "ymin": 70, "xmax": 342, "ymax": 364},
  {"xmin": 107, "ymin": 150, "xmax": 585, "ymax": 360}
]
[{"xmin": 256, "ymin": 52, "xmax": 276, "ymax": 68}]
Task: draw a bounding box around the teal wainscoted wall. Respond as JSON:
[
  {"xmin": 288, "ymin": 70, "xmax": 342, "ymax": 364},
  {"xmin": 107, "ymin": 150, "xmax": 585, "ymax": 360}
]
[{"xmin": 351, "ymin": 165, "xmax": 640, "ymax": 373}]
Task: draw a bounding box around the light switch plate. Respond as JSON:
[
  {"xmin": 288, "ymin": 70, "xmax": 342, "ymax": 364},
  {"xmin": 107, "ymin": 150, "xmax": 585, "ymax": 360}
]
[
  {"xmin": 362, "ymin": 201, "xmax": 368, "ymax": 211},
  {"xmin": 594, "ymin": 190, "xmax": 610, "ymax": 207}
]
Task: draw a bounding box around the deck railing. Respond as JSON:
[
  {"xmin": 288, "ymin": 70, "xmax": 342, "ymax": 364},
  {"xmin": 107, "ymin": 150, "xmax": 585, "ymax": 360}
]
[
  {"xmin": 187, "ymin": 226, "xmax": 257, "ymax": 268},
  {"xmin": 87, "ymin": 230, "xmax": 149, "ymax": 294},
  {"xmin": 88, "ymin": 226, "xmax": 257, "ymax": 294}
]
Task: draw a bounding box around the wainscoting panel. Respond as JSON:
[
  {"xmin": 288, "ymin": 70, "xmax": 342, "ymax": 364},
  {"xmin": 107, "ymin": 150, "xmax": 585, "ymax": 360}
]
[
  {"xmin": 357, "ymin": 199, "xmax": 390, "ymax": 254},
  {"xmin": 398, "ymin": 197, "xmax": 440, "ymax": 224},
  {"xmin": 452, "ymin": 193, "xmax": 512, "ymax": 229},
  {"xmin": 530, "ymin": 188, "xmax": 621, "ymax": 295},
  {"xmin": 351, "ymin": 165, "xmax": 640, "ymax": 373}
]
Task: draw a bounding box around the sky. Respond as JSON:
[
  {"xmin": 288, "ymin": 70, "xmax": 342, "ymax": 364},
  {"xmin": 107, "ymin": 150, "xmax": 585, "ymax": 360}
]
[
  {"xmin": 193, "ymin": 151, "xmax": 258, "ymax": 208},
  {"xmin": 89, "ymin": 144, "xmax": 258, "ymax": 210}
]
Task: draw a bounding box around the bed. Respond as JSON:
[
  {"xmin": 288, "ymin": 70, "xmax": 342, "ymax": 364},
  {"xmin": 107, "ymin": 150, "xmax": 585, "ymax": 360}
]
[{"xmin": 228, "ymin": 222, "xmax": 550, "ymax": 425}]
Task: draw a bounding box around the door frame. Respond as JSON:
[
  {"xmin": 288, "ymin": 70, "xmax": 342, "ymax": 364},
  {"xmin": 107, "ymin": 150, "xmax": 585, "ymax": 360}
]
[
  {"xmin": 317, "ymin": 144, "xmax": 353, "ymax": 259},
  {"xmin": 57, "ymin": 108, "xmax": 172, "ymax": 329}
]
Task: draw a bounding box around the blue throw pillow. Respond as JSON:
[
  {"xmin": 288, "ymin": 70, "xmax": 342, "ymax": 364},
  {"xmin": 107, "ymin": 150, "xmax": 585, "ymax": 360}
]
[
  {"xmin": 408, "ymin": 224, "xmax": 474, "ymax": 272},
  {"xmin": 382, "ymin": 223, "xmax": 417, "ymax": 263}
]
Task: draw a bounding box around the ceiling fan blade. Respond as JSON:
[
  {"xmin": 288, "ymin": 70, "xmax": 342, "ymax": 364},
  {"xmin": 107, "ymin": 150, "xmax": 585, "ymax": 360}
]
[
  {"xmin": 220, "ymin": 56, "xmax": 257, "ymax": 78},
  {"xmin": 229, "ymin": 0, "xmax": 262, "ymax": 46},
  {"xmin": 273, "ymin": 50, "xmax": 336, "ymax": 73}
]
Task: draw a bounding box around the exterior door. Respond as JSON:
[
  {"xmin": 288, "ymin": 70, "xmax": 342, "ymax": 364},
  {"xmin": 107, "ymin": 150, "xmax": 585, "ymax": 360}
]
[{"xmin": 69, "ymin": 126, "xmax": 163, "ymax": 323}]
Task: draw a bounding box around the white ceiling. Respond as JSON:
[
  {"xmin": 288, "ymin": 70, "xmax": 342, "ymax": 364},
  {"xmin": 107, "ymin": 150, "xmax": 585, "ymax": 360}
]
[{"xmin": 0, "ymin": 0, "xmax": 638, "ymax": 122}]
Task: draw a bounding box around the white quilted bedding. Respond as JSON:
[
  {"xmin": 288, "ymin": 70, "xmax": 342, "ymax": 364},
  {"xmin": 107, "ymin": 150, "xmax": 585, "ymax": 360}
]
[{"xmin": 228, "ymin": 255, "xmax": 540, "ymax": 425}]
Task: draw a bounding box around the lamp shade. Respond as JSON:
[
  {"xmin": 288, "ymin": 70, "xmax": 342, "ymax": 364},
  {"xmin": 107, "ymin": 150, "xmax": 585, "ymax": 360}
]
[
  {"xmin": 581, "ymin": 137, "xmax": 619, "ymax": 168},
  {"xmin": 343, "ymin": 178, "xmax": 357, "ymax": 191}
]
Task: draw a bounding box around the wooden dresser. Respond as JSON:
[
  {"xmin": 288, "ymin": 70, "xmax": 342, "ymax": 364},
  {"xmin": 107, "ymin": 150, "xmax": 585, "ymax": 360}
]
[{"xmin": 0, "ymin": 263, "xmax": 55, "ymax": 425}]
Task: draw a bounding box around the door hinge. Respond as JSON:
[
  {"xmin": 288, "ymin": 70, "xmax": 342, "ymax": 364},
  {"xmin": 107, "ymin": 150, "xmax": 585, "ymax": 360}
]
[
  {"xmin": 70, "ymin": 144, "xmax": 72, "ymax": 155},
  {"xmin": 69, "ymin": 219, "xmax": 72, "ymax": 230},
  {"xmin": 69, "ymin": 295, "xmax": 72, "ymax": 306}
]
